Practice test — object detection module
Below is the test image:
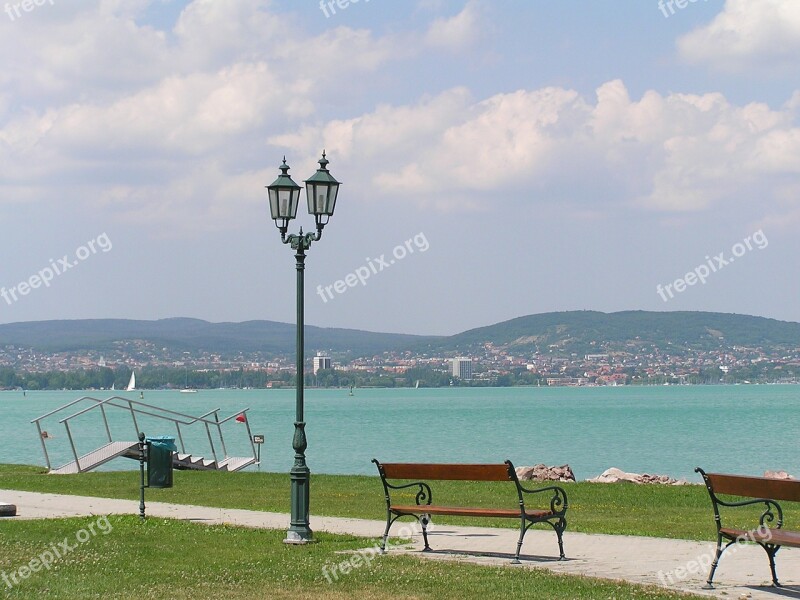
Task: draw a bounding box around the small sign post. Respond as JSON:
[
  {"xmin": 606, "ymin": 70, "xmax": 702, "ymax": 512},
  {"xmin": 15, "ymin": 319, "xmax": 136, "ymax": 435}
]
[{"xmin": 253, "ymin": 434, "xmax": 265, "ymax": 467}]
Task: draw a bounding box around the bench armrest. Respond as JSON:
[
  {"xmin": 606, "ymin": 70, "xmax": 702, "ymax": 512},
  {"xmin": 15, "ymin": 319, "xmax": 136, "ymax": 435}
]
[
  {"xmin": 373, "ymin": 459, "xmax": 433, "ymax": 508},
  {"xmin": 386, "ymin": 480, "xmax": 433, "ymax": 506},
  {"xmin": 715, "ymin": 496, "xmax": 784, "ymax": 530},
  {"xmin": 517, "ymin": 483, "xmax": 568, "ymax": 515}
]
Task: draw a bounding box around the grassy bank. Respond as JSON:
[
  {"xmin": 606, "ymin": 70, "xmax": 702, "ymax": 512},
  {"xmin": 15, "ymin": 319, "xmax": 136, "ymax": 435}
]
[
  {"xmin": 0, "ymin": 515, "xmax": 704, "ymax": 599},
  {"xmin": 0, "ymin": 464, "xmax": 729, "ymax": 540}
]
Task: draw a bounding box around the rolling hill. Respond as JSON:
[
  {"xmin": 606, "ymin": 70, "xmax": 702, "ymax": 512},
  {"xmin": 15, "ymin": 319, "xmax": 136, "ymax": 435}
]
[
  {"xmin": 1, "ymin": 311, "xmax": 799, "ymax": 358},
  {"xmin": 0, "ymin": 318, "xmax": 434, "ymax": 356}
]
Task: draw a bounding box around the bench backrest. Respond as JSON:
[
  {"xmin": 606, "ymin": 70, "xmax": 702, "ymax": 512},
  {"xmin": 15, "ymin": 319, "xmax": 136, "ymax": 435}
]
[
  {"xmin": 378, "ymin": 462, "xmax": 513, "ymax": 482},
  {"xmin": 705, "ymin": 472, "xmax": 800, "ymax": 503}
]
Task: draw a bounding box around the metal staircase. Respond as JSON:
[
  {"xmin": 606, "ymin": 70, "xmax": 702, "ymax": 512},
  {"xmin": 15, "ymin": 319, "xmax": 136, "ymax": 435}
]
[{"xmin": 32, "ymin": 396, "xmax": 258, "ymax": 475}]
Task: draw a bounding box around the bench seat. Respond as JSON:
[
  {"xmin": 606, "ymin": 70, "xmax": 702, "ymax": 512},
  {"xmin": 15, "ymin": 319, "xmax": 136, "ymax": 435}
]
[{"xmin": 391, "ymin": 504, "xmax": 553, "ymax": 519}]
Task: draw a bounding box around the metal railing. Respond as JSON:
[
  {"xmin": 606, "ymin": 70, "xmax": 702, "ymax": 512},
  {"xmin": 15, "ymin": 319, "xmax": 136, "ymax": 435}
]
[{"xmin": 32, "ymin": 396, "xmax": 256, "ymax": 473}]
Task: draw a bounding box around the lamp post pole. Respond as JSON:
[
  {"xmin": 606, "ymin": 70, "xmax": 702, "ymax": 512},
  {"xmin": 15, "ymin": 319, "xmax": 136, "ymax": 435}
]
[
  {"xmin": 267, "ymin": 153, "xmax": 340, "ymax": 545},
  {"xmin": 288, "ymin": 233, "xmax": 311, "ymax": 543}
]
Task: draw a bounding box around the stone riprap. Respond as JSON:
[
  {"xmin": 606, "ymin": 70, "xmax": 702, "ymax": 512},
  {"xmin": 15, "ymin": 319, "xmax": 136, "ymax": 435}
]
[{"xmin": 515, "ymin": 464, "xmax": 575, "ymax": 482}]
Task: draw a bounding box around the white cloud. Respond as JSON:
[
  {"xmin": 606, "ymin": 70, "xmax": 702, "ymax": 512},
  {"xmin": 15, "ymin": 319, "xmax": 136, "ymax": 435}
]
[
  {"xmin": 95, "ymin": 162, "xmax": 268, "ymax": 233},
  {"xmin": 0, "ymin": 0, "xmax": 397, "ymax": 110},
  {"xmin": 678, "ymin": 0, "xmax": 800, "ymax": 72},
  {"xmin": 277, "ymin": 80, "xmax": 800, "ymax": 219},
  {"xmin": 2, "ymin": 0, "xmax": 799, "ymax": 238},
  {"xmin": 0, "ymin": 0, "xmax": 409, "ymax": 232},
  {"xmin": 425, "ymin": 1, "xmax": 482, "ymax": 51},
  {"xmin": 271, "ymin": 87, "xmax": 474, "ymax": 160}
]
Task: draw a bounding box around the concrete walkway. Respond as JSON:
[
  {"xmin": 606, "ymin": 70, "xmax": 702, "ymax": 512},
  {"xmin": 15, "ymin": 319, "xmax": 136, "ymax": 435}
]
[{"xmin": 2, "ymin": 489, "xmax": 800, "ymax": 599}]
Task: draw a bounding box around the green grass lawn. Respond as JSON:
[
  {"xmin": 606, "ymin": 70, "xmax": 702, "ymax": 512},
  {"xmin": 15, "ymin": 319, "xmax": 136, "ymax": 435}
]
[
  {"xmin": 0, "ymin": 464, "xmax": 731, "ymax": 540},
  {"xmin": 0, "ymin": 515, "xmax": 705, "ymax": 599}
]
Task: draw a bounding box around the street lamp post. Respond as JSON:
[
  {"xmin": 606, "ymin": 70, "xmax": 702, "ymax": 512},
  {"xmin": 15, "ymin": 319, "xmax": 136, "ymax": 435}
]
[{"xmin": 267, "ymin": 152, "xmax": 340, "ymax": 544}]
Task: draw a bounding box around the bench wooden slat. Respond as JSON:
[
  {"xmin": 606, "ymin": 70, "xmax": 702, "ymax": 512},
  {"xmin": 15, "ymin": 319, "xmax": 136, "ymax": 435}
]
[
  {"xmin": 379, "ymin": 463, "xmax": 511, "ymax": 482},
  {"xmin": 390, "ymin": 504, "xmax": 551, "ymax": 519},
  {"xmin": 707, "ymin": 473, "xmax": 800, "ymax": 503},
  {"xmin": 720, "ymin": 527, "xmax": 800, "ymax": 547}
]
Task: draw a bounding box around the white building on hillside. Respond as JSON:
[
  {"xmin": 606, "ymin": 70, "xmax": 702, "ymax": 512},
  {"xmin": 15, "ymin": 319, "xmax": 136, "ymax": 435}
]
[{"xmin": 452, "ymin": 357, "xmax": 472, "ymax": 380}]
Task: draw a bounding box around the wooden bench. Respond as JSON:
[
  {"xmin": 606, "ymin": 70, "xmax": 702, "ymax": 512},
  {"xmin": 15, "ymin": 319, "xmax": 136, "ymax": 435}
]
[
  {"xmin": 372, "ymin": 459, "xmax": 568, "ymax": 563},
  {"xmin": 696, "ymin": 467, "xmax": 800, "ymax": 588}
]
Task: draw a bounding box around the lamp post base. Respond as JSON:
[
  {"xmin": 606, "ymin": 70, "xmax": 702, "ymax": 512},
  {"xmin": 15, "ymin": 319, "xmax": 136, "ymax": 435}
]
[
  {"xmin": 283, "ymin": 529, "xmax": 315, "ymax": 544},
  {"xmin": 285, "ymin": 421, "xmax": 314, "ymax": 544}
]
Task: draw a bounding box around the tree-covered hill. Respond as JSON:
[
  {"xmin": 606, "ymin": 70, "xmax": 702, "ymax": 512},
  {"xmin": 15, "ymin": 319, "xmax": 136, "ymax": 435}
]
[
  {"xmin": 414, "ymin": 310, "xmax": 800, "ymax": 355},
  {"xmin": 1, "ymin": 311, "xmax": 799, "ymax": 358},
  {"xmin": 0, "ymin": 318, "xmax": 434, "ymax": 356}
]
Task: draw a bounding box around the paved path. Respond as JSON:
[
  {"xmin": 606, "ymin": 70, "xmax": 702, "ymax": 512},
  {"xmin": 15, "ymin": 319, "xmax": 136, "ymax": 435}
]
[{"xmin": 2, "ymin": 489, "xmax": 800, "ymax": 599}]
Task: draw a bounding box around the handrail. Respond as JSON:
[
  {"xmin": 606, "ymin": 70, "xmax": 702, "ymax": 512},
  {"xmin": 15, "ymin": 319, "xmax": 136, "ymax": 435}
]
[
  {"xmin": 243, "ymin": 414, "xmax": 257, "ymax": 459},
  {"xmin": 64, "ymin": 421, "xmax": 80, "ymax": 472},
  {"xmin": 100, "ymin": 403, "xmax": 112, "ymax": 443},
  {"xmin": 30, "ymin": 398, "xmax": 91, "ymax": 424},
  {"xmin": 205, "ymin": 422, "xmax": 218, "ymax": 464},
  {"xmin": 32, "ymin": 395, "xmax": 232, "ymax": 428},
  {"xmin": 175, "ymin": 422, "xmax": 186, "ymax": 454},
  {"xmin": 34, "ymin": 420, "xmax": 51, "ymax": 470},
  {"xmin": 215, "ymin": 411, "xmax": 228, "ymax": 459},
  {"xmin": 56, "ymin": 396, "xmax": 228, "ymax": 427}
]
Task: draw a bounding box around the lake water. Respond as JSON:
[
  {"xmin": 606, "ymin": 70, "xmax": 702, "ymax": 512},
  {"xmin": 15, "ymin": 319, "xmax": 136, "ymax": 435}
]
[{"xmin": 1, "ymin": 386, "xmax": 798, "ymax": 481}]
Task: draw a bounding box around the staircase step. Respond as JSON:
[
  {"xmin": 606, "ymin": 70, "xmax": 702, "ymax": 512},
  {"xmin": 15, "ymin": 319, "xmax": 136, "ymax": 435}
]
[
  {"xmin": 50, "ymin": 441, "xmax": 140, "ymax": 475},
  {"xmin": 218, "ymin": 457, "xmax": 257, "ymax": 472}
]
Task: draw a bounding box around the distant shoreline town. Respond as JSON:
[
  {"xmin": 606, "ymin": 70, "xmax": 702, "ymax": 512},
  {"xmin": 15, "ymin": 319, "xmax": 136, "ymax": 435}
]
[
  {"xmin": 2, "ymin": 343, "xmax": 798, "ymax": 391},
  {"xmin": 1, "ymin": 311, "xmax": 799, "ymax": 390}
]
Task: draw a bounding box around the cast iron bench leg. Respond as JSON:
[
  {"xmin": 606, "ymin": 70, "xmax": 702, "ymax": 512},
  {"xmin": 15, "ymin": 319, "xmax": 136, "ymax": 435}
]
[
  {"xmin": 420, "ymin": 514, "xmax": 432, "ymax": 552},
  {"xmin": 703, "ymin": 536, "xmax": 726, "ymax": 589},
  {"xmin": 760, "ymin": 543, "xmax": 781, "ymax": 587},
  {"xmin": 380, "ymin": 521, "xmax": 391, "ymax": 554},
  {"xmin": 512, "ymin": 516, "xmax": 525, "ymax": 564},
  {"xmin": 555, "ymin": 517, "xmax": 566, "ymax": 560},
  {"xmin": 381, "ymin": 511, "xmax": 401, "ymax": 554}
]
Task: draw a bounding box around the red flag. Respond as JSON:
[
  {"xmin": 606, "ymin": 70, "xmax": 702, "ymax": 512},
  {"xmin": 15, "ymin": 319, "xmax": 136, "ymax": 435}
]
[{"xmin": 235, "ymin": 413, "xmax": 247, "ymax": 423}]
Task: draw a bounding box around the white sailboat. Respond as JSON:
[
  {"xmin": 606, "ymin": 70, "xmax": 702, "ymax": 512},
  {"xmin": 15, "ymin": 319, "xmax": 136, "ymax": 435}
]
[
  {"xmin": 180, "ymin": 369, "xmax": 197, "ymax": 393},
  {"xmin": 126, "ymin": 371, "xmax": 136, "ymax": 391}
]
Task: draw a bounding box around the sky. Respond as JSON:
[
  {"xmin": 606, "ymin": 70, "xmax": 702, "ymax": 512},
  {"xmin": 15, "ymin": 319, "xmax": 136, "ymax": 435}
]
[{"xmin": 0, "ymin": 0, "xmax": 799, "ymax": 336}]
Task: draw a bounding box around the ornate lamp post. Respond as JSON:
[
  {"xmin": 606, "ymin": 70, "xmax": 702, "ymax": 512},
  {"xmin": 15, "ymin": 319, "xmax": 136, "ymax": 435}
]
[{"xmin": 267, "ymin": 152, "xmax": 340, "ymax": 544}]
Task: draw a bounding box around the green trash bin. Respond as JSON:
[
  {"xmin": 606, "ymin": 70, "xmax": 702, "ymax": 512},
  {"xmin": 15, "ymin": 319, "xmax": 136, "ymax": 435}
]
[{"xmin": 146, "ymin": 436, "xmax": 176, "ymax": 489}]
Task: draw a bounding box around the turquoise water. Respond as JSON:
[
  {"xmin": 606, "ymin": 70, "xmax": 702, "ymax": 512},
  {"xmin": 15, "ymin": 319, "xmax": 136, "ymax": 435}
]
[{"xmin": 2, "ymin": 386, "xmax": 798, "ymax": 481}]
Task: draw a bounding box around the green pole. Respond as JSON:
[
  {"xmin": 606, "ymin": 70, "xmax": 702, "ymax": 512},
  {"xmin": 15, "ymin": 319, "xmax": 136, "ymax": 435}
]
[
  {"xmin": 138, "ymin": 432, "xmax": 146, "ymax": 520},
  {"xmin": 285, "ymin": 242, "xmax": 312, "ymax": 543}
]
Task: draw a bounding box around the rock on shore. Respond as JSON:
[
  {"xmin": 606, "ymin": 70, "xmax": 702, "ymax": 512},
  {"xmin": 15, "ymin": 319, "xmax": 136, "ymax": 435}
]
[
  {"xmin": 515, "ymin": 464, "xmax": 575, "ymax": 482},
  {"xmin": 764, "ymin": 470, "xmax": 794, "ymax": 480},
  {"xmin": 587, "ymin": 467, "xmax": 687, "ymax": 485}
]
